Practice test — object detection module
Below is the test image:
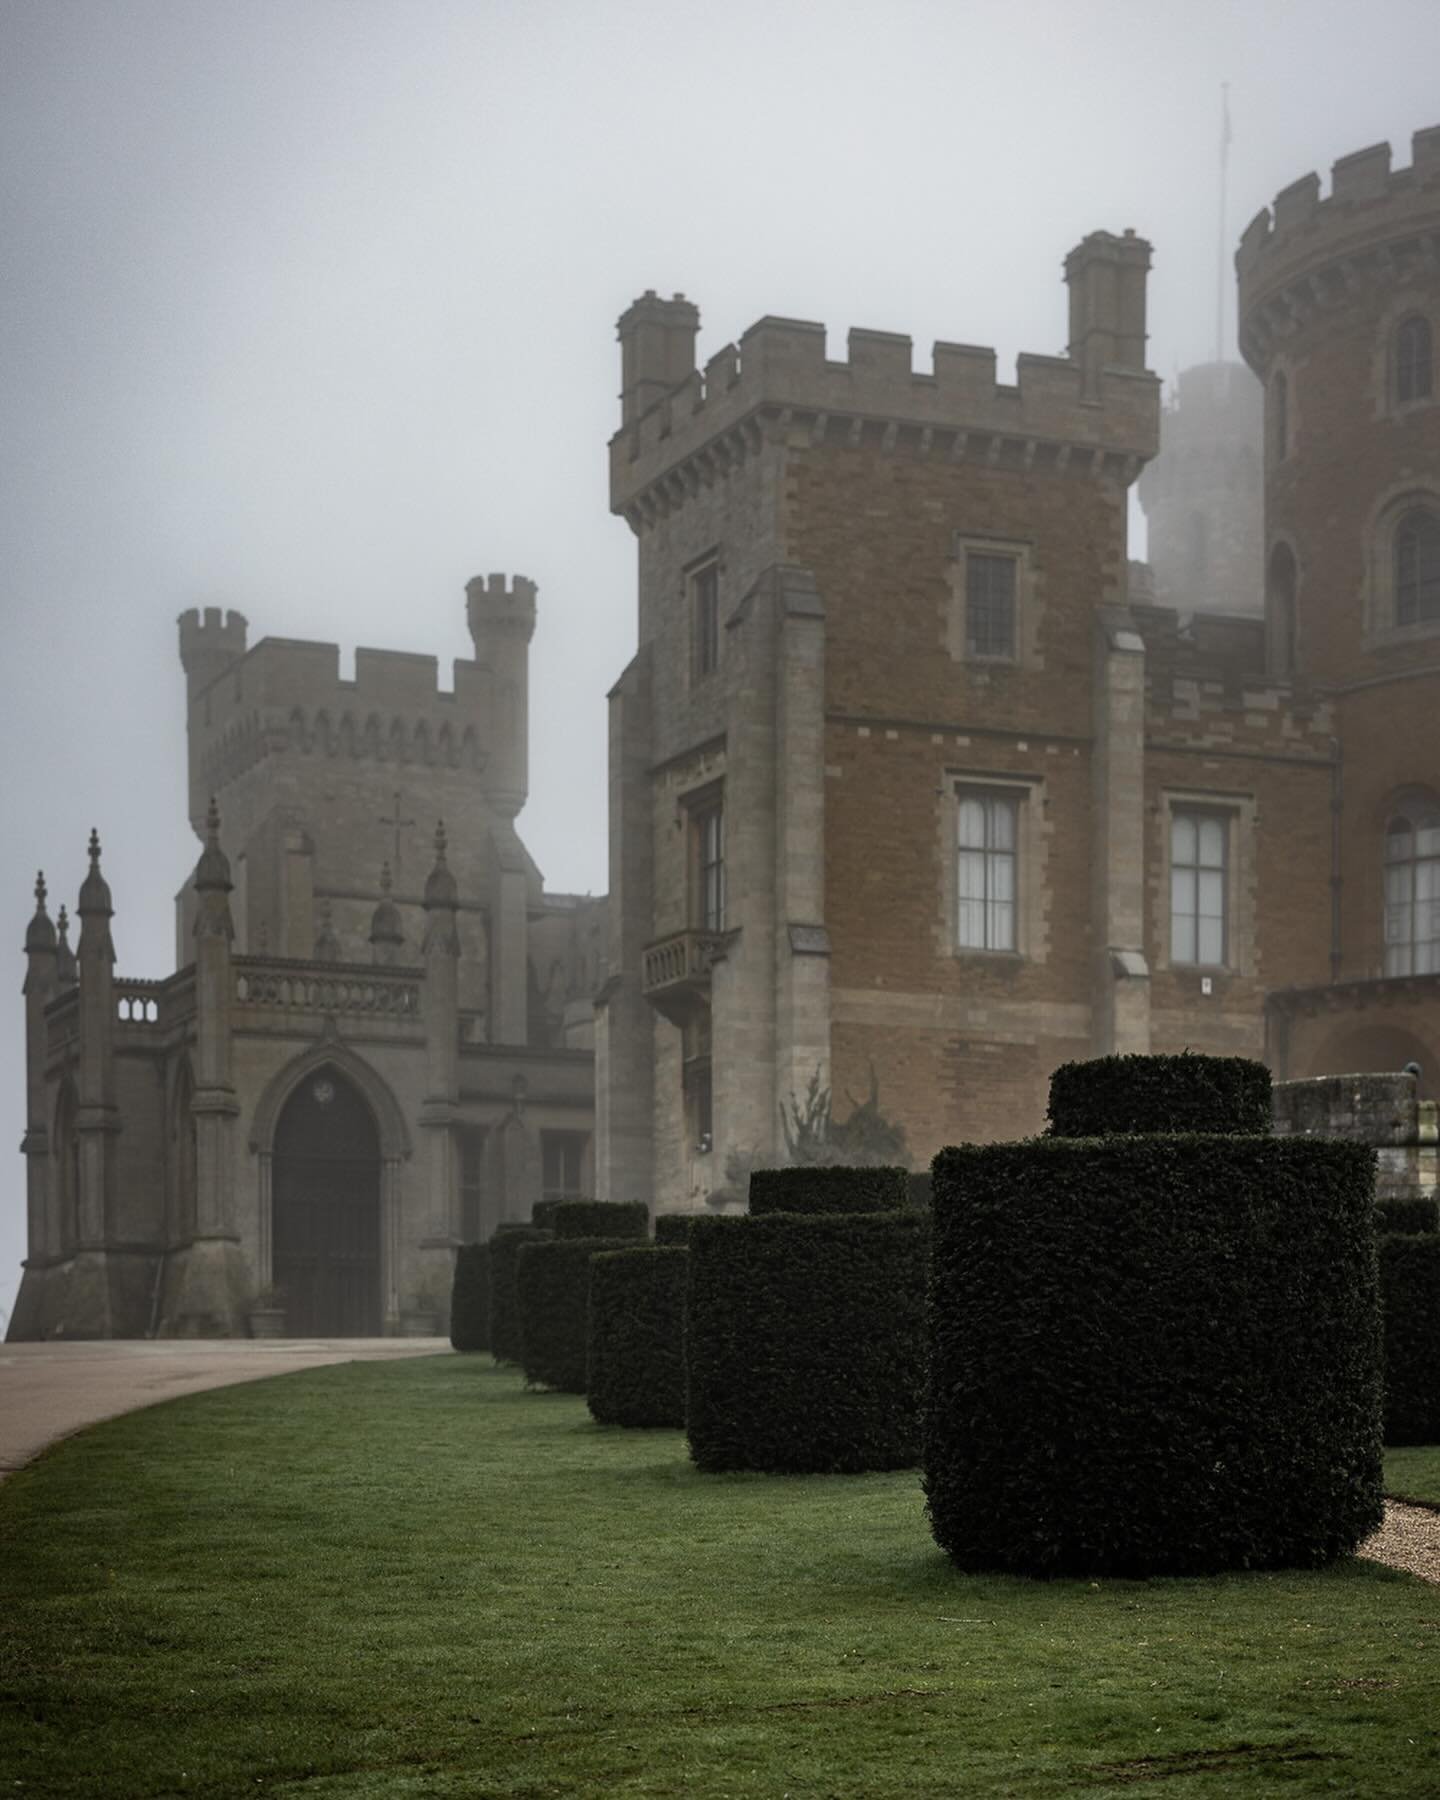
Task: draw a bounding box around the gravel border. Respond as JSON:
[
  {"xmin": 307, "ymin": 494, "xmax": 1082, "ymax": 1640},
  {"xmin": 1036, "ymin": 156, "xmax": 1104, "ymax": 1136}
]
[{"xmin": 1359, "ymin": 1500, "xmax": 1440, "ymax": 1584}]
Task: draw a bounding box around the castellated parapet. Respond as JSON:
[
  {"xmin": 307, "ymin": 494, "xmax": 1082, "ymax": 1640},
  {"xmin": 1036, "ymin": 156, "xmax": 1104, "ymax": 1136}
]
[
  {"xmin": 1237, "ymin": 124, "xmax": 1440, "ymax": 368},
  {"xmin": 610, "ymin": 231, "xmax": 1160, "ymax": 529},
  {"xmin": 179, "ymin": 606, "xmax": 249, "ymax": 701}
]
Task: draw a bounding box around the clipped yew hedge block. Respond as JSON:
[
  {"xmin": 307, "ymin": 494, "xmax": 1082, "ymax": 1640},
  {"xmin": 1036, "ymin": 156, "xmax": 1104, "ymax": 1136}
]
[
  {"xmin": 449, "ymin": 1242, "xmax": 489, "ymax": 1353},
  {"xmin": 654, "ymin": 1214, "xmax": 695, "ymax": 1245},
  {"xmin": 1046, "ymin": 1051, "xmax": 1272, "ymax": 1138},
  {"xmin": 1380, "ymin": 1232, "xmax": 1440, "ymax": 1445},
  {"xmin": 488, "ymin": 1224, "xmax": 551, "ymax": 1366},
  {"xmin": 587, "ymin": 1246, "xmax": 688, "ymax": 1428},
  {"xmin": 686, "ymin": 1209, "xmax": 928, "ymax": 1474},
  {"xmin": 747, "ymin": 1164, "xmax": 910, "ymax": 1216},
  {"xmin": 1377, "ymin": 1195, "xmax": 1439, "ymax": 1236},
  {"xmin": 926, "ymin": 1135, "xmax": 1383, "ymax": 1577},
  {"xmin": 516, "ymin": 1236, "xmax": 637, "ymax": 1392},
  {"xmin": 548, "ymin": 1199, "xmax": 649, "ymax": 1241}
]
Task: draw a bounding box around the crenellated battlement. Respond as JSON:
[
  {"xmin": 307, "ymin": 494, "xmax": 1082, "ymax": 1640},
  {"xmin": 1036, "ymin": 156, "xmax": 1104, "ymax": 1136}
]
[
  {"xmin": 1237, "ymin": 124, "xmax": 1440, "ymax": 358},
  {"xmin": 178, "ymin": 606, "xmax": 249, "ymax": 699},
  {"xmin": 466, "ymin": 571, "xmax": 537, "ymax": 649},
  {"xmin": 611, "ymin": 234, "xmax": 1159, "ymax": 524}
]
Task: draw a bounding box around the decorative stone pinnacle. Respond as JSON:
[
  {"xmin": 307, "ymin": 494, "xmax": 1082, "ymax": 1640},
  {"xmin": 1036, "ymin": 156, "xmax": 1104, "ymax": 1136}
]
[
  {"xmin": 26, "ymin": 870, "xmax": 55, "ymax": 952},
  {"xmin": 34, "ymin": 871, "xmax": 47, "ymax": 911},
  {"xmin": 381, "ymin": 861, "xmax": 393, "ymax": 894},
  {"xmin": 57, "ymin": 905, "xmax": 69, "ymax": 936},
  {"xmin": 205, "ymin": 795, "xmax": 222, "ymax": 845},
  {"xmin": 88, "ymin": 829, "xmax": 101, "ymax": 866},
  {"xmin": 435, "ymin": 821, "xmax": 448, "ymax": 863}
]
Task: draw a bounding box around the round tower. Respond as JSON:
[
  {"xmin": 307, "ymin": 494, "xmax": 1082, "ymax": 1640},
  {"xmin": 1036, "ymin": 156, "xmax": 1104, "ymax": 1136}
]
[
  {"xmin": 1137, "ymin": 362, "xmax": 1263, "ymax": 615},
  {"xmin": 466, "ymin": 573, "xmax": 537, "ymax": 821},
  {"xmin": 1237, "ymin": 124, "xmax": 1440, "ymax": 986}
]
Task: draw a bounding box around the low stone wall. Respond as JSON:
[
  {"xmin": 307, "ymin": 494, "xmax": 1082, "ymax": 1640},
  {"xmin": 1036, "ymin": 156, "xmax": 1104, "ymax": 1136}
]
[{"xmin": 1272, "ymin": 1072, "xmax": 1438, "ymax": 1200}]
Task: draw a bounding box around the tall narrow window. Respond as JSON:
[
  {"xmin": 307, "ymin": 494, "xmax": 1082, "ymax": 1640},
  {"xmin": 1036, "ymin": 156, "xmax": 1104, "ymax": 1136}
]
[
  {"xmin": 1267, "ymin": 542, "xmax": 1297, "ymax": 678},
  {"xmin": 1385, "ymin": 810, "xmax": 1440, "ymax": 977},
  {"xmin": 696, "ymin": 803, "xmax": 725, "ymax": 932},
  {"xmin": 956, "ymin": 793, "xmax": 1017, "ymax": 951},
  {"xmin": 1271, "ymin": 371, "xmax": 1289, "ymax": 463},
  {"xmin": 1396, "ymin": 315, "xmax": 1434, "ymax": 405},
  {"xmin": 965, "ymin": 553, "xmax": 1017, "ymax": 659},
  {"xmin": 459, "ymin": 1128, "xmax": 487, "ymax": 1243},
  {"xmin": 1171, "ymin": 811, "xmax": 1228, "ymax": 965},
  {"xmin": 541, "ymin": 1131, "xmax": 588, "ymax": 1204},
  {"xmin": 1396, "ymin": 508, "xmax": 1440, "ymax": 626},
  {"xmin": 692, "ymin": 561, "xmax": 720, "ymax": 681}
]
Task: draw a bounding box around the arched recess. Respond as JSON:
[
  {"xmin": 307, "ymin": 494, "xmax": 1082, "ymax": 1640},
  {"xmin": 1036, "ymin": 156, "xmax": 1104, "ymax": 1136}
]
[
  {"xmin": 170, "ymin": 1056, "xmax": 197, "ymax": 1244},
  {"xmin": 248, "ymin": 1040, "xmax": 409, "ymax": 1327},
  {"xmin": 1304, "ymin": 1021, "xmax": 1437, "ymax": 1096},
  {"xmin": 53, "ymin": 1079, "xmax": 79, "ymax": 1253},
  {"xmin": 249, "ymin": 1039, "xmax": 411, "ymax": 1160},
  {"xmin": 1266, "ymin": 540, "xmax": 1298, "ymax": 679},
  {"xmin": 272, "ymin": 1066, "xmax": 382, "ymax": 1335}
]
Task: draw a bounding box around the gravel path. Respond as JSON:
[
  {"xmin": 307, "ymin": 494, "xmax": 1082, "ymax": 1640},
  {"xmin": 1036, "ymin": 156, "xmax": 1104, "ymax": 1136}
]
[{"xmin": 1359, "ymin": 1500, "xmax": 1440, "ymax": 1584}]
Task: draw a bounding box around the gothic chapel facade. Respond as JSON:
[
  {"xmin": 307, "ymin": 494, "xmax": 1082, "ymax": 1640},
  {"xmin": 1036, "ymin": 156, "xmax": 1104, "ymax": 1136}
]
[{"xmin": 13, "ymin": 576, "xmax": 602, "ymax": 1339}]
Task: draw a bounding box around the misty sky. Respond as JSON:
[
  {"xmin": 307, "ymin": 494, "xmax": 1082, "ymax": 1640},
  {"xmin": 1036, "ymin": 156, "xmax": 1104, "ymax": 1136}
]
[{"xmin": 3, "ymin": 0, "xmax": 1437, "ymax": 1321}]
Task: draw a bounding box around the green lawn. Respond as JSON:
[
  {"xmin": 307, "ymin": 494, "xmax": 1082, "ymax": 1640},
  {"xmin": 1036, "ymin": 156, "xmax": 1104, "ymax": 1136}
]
[
  {"xmin": 1, "ymin": 1357, "xmax": 1438, "ymax": 1799},
  {"xmin": 1386, "ymin": 1446, "xmax": 1440, "ymax": 1508}
]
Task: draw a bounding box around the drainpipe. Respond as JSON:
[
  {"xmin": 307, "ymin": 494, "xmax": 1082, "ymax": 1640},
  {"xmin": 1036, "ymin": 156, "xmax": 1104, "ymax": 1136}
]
[{"xmin": 1329, "ymin": 735, "xmax": 1343, "ymax": 984}]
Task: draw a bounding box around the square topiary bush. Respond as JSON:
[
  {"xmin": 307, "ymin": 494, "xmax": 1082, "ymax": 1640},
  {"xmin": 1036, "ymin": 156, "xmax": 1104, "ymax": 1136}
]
[
  {"xmin": 1377, "ymin": 1195, "xmax": 1439, "ymax": 1236},
  {"xmin": 516, "ymin": 1236, "xmax": 640, "ymax": 1392},
  {"xmin": 1047, "ymin": 1052, "xmax": 1272, "ymax": 1138},
  {"xmin": 548, "ymin": 1199, "xmax": 650, "ymax": 1241},
  {"xmin": 487, "ymin": 1224, "xmax": 551, "ymax": 1366},
  {"xmin": 926, "ymin": 1135, "xmax": 1383, "ymax": 1577},
  {"xmin": 587, "ymin": 1246, "xmax": 688, "ymax": 1428},
  {"xmin": 1379, "ymin": 1232, "xmax": 1440, "ymax": 1445},
  {"xmin": 747, "ymin": 1165, "xmax": 910, "ymax": 1215},
  {"xmin": 449, "ymin": 1242, "xmax": 489, "ymax": 1353},
  {"xmin": 686, "ymin": 1209, "xmax": 929, "ymax": 1474},
  {"xmin": 654, "ymin": 1214, "xmax": 695, "ymax": 1245}
]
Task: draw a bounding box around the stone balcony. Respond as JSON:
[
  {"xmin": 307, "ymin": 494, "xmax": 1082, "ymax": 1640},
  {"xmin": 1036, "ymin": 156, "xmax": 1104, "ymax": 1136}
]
[{"xmin": 641, "ymin": 928, "xmax": 724, "ymax": 1024}]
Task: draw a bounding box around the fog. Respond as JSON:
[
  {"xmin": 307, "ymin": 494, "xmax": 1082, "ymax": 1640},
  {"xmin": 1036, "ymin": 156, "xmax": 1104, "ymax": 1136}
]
[{"xmin": 3, "ymin": 0, "xmax": 1437, "ymax": 1324}]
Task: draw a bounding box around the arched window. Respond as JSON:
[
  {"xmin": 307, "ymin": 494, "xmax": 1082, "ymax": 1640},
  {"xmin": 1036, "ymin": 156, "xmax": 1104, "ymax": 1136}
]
[
  {"xmin": 1385, "ymin": 807, "xmax": 1440, "ymax": 976},
  {"xmin": 1267, "ymin": 542, "xmax": 1297, "ymax": 678},
  {"xmin": 1395, "ymin": 507, "xmax": 1440, "ymax": 626},
  {"xmin": 1396, "ymin": 315, "xmax": 1434, "ymax": 405},
  {"xmin": 1271, "ymin": 370, "xmax": 1289, "ymax": 462}
]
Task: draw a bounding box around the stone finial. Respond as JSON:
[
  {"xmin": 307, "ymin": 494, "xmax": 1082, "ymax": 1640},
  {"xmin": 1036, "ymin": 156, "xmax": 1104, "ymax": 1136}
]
[
  {"xmin": 423, "ymin": 821, "xmax": 458, "ymax": 910},
  {"xmin": 77, "ymin": 829, "xmax": 113, "ymax": 917},
  {"xmin": 194, "ymin": 797, "xmax": 233, "ymax": 894},
  {"xmin": 369, "ymin": 862, "xmax": 404, "ymax": 959},
  {"xmin": 25, "ymin": 870, "xmax": 56, "ymax": 954},
  {"xmin": 55, "ymin": 906, "xmax": 77, "ymax": 985}
]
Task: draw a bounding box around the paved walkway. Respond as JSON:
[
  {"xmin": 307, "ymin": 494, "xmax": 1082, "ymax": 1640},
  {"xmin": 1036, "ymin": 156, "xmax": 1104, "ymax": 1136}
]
[{"xmin": 0, "ymin": 1337, "xmax": 450, "ymax": 1477}]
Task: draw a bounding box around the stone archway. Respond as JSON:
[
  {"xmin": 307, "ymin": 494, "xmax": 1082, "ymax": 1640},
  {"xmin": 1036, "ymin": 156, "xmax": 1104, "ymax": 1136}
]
[{"xmin": 272, "ymin": 1066, "xmax": 382, "ymax": 1335}]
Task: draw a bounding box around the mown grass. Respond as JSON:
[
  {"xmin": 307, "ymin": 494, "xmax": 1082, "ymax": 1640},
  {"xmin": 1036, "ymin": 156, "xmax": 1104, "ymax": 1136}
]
[
  {"xmin": 1386, "ymin": 1445, "xmax": 1440, "ymax": 1508},
  {"xmin": 1, "ymin": 1356, "xmax": 1437, "ymax": 1799}
]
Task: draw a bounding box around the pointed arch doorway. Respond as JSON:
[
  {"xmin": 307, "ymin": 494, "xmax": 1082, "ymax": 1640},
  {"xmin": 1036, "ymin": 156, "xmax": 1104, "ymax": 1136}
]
[{"xmin": 272, "ymin": 1066, "xmax": 382, "ymax": 1335}]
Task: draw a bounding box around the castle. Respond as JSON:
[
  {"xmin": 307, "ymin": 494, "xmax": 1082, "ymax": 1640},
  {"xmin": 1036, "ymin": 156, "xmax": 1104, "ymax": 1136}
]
[
  {"xmin": 13, "ymin": 123, "xmax": 1440, "ymax": 1321},
  {"xmin": 596, "ymin": 126, "xmax": 1440, "ymax": 1213},
  {"xmin": 13, "ymin": 577, "xmax": 603, "ymax": 1339}
]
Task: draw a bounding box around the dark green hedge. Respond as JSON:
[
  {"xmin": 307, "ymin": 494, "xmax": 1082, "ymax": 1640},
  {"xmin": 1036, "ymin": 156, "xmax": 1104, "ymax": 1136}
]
[
  {"xmin": 1380, "ymin": 1232, "xmax": 1440, "ymax": 1445},
  {"xmin": 531, "ymin": 1198, "xmax": 566, "ymax": 1230},
  {"xmin": 449, "ymin": 1242, "xmax": 489, "ymax": 1353},
  {"xmin": 587, "ymin": 1246, "xmax": 688, "ymax": 1427},
  {"xmin": 747, "ymin": 1165, "xmax": 910, "ymax": 1216},
  {"xmin": 488, "ymin": 1224, "xmax": 551, "ymax": 1365},
  {"xmin": 926, "ymin": 1136, "xmax": 1382, "ymax": 1577},
  {"xmin": 549, "ymin": 1199, "xmax": 650, "ymax": 1241},
  {"xmin": 686, "ymin": 1210, "xmax": 929, "ymax": 1473},
  {"xmin": 1377, "ymin": 1195, "xmax": 1439, "ymax": 1236},
  {"xmin": 654, "ymin": 1214, "xmax": 694, "ymax": 1245},
  {"xmin": 516, "ymin": 1236, "xmax": 637, "ymax": 1392},
  {"xmin": 1047, "ymin": 1053, "xmax": 1272, "ymax": 1138}
]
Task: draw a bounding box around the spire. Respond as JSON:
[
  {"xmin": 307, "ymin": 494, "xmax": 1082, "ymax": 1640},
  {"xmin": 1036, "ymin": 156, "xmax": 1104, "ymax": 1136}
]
[
  {"xmin": 25, "ymin": 871, "xmax": 56, "ymax": 954},
  {"xmin": 314, "ymin": 899, "xmax": 341, "ymax": 964},
  {"xmin": 369, "ymin": 861, "xmax": 404, "ymax": 961},
  {"xmin": 55, "ymin": 906, "xmax": 77, "ymax": 985},
  {"xmin": 77, "ymin": 829, "xmax": 112, "ymax": 917},
  {"xmin": 194, "ymin": 796, "xmax": 232, "ymax": 893},
  {"xmin": 423, "ymin": 821, "xmax": 458, "ymax": 910}
]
